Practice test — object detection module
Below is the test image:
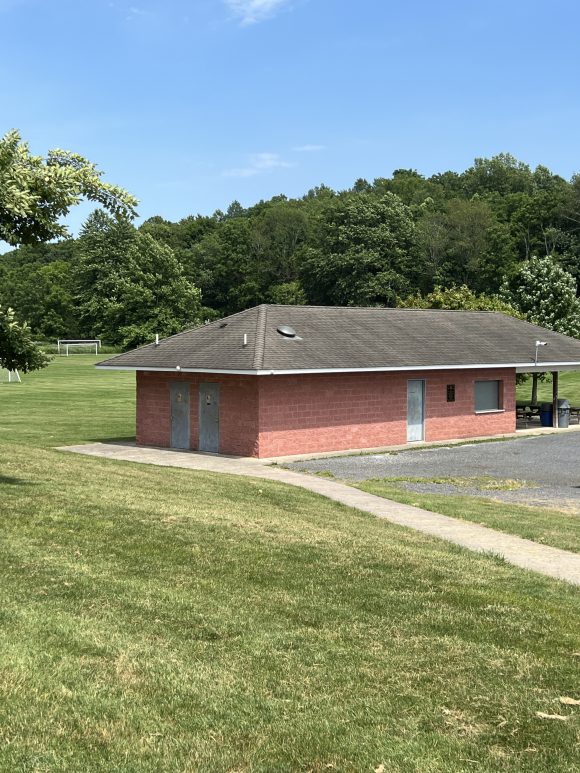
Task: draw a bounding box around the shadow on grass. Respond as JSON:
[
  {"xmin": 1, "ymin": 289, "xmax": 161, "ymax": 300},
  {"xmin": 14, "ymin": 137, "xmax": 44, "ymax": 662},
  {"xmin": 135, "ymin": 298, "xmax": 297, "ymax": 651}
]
[
  {"xmin": 0, "ymin": 475, "xmax": 36, "ymax": 486},
  {"xmin": 87, "ymin": 436, "xmax": 136, "ymax": 446}
]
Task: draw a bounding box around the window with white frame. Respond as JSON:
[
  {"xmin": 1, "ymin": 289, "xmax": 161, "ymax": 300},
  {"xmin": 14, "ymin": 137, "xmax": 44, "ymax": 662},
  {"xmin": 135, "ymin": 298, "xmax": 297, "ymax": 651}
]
[{"xmin": 474, "ymin": 380, "xmax": 501, "ymax": 412}]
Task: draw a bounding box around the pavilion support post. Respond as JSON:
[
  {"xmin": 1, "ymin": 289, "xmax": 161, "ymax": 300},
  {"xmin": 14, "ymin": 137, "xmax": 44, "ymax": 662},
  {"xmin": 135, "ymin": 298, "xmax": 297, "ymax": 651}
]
[
  {"xmin": 552, "ymin": 371, "xmax": 559, "ymax": 428},
  {"xmin": 531, "ymin": 372, "xmax": 539, "ymax": 406}
]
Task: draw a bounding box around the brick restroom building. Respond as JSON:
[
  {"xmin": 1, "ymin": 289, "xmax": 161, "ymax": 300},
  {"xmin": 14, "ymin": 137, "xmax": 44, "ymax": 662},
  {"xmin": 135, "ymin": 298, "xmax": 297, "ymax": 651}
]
[{"xmin": 98, "ymin": 304, "xmax": 580, "ymax": 458}]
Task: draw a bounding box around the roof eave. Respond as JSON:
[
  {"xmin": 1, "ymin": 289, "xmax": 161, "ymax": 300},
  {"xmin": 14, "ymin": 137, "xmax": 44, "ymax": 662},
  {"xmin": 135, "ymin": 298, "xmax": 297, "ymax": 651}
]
[{"xmin": 96, "ymin": 361, "xmax": 580, "ymax": 375}]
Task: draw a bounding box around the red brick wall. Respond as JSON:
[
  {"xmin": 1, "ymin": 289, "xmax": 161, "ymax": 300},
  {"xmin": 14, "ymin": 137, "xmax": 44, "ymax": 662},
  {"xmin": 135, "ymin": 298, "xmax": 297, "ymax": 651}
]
[
  {"xmin": 136, "ymin": 368, "xmax": 516, "ymax": 458},
  {"xmin": 136, "ymin": 372, "xmax": 171, "ymax": 448},
  {"xmin": 136, "ymin": 372, "xmax": 259, "ymax": 456},
  {"xmin": 424, "ymin": 370, "xmax": 515, "ymax": 442},
  {"xmin": 257, "ymin": 369, "xmax": 515, "ymax": 457}
]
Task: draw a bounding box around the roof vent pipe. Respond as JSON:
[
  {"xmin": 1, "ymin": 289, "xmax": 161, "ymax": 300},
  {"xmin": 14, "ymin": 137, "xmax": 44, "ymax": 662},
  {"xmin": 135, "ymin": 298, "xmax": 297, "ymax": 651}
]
[
  {"xmin": 534, "ymin": 340, "xmax": 548, "ymax": 366},
  {"xmin": 155, "ymin": 333, "xmax": 159, "ymax": 346},
  {"xmin": 243, "ymin": 333, "xmax": 248, "ymax": 347}
]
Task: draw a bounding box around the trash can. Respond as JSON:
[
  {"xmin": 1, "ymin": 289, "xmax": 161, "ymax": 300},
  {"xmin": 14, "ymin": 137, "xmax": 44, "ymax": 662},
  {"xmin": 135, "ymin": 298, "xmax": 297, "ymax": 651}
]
[
  {"xmin": 558, "ymin": 399, "xmax": 570, "ymax": 429},
  {"xmin": 540, "ymin": 402, "xmax": 553, "ymax": 427}
]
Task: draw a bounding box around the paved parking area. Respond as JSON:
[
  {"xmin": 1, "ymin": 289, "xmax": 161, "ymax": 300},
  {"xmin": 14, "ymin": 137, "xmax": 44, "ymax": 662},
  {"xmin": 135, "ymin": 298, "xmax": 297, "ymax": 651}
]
[{"xmin": 288, "ymin": 433, "xmax": 580, "ymax": 512}]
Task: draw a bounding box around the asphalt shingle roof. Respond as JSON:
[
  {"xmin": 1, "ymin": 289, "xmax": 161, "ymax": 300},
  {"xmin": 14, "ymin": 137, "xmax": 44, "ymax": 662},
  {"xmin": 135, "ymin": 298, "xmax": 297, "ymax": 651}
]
[{"xmin": 97, "ymin": 304, "xmax": 580, "ymax": 373}]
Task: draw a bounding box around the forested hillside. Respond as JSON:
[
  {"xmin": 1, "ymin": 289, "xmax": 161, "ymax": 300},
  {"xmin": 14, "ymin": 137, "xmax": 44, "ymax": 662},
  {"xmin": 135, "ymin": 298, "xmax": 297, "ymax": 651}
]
[{"xmin": 2, "ymin": 153, "xmax": 580, "ymax": 348}]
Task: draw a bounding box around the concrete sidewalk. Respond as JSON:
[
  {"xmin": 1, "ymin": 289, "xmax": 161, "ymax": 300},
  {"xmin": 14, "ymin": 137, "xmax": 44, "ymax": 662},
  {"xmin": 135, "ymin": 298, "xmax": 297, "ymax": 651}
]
[{"xmin": 60, "ymin": 442, "xmax": 580, "ymax": 586}]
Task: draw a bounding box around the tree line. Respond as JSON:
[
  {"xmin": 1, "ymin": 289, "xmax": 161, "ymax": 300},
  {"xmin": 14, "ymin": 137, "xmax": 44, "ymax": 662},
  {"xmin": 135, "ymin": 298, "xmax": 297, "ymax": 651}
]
[{"xmin": 2, "ymin": 149, "xmax": 580, "ymax": 352}]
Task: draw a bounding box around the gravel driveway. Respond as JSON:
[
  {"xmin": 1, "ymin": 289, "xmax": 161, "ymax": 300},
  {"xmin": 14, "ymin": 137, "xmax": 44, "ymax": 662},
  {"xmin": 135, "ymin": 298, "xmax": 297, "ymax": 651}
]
[{"xmin": 288, "ymin": 433, "xmax": 580, "ymax": 512}]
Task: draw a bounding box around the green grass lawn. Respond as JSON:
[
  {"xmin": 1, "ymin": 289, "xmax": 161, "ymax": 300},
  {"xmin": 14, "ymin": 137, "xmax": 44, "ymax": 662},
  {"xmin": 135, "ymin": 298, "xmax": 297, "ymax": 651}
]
[
  {"xmin": 517, "ymin": 370, "xmax": 580, "ymax": 405},
  {"xmin": 0, "ymin": 355, "xmax": 135, "ymax": 447},
  {"xmin": 354, "ymin": 478, "xmax": 580, "ymax": 554},
  {"xmin": 0, "ymin": 357, "xmax": 579, "ymax": 771}
]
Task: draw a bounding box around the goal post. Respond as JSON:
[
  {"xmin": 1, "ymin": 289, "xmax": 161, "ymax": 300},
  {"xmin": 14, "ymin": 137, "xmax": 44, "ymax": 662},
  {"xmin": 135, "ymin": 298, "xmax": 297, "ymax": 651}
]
[
  {"xmin": 0, "ymin": 369, "xmax": 21, "ymax": 383},
  {"xmin": 57, "ymin": 339, "xmax": 102, "ymax": 356}
]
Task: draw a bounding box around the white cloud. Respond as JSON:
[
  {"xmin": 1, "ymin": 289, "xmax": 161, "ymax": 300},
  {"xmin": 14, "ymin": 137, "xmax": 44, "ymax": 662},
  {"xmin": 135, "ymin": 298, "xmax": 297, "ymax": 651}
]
[
  {"xmin": 223, "ymin": 152, "xmax": 293, "ymax": 177},
  {"xmin": 224, "ymin": 0, "xmax": 293, "ymax": 25},
  {"xmin": 125, "ymin": 5, "xmax": 154, "ymax": 20},
  {"xmin": 223, "ymin": 167, "xmax": 261, "ymax": 178},
  {"xmin": 293, "ymin": 144, "xmax": 326, "ymax": 152}
]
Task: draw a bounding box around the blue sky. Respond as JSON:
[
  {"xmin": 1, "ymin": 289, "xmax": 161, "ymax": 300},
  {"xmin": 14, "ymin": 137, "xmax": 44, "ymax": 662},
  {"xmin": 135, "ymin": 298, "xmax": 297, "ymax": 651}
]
[{"xmin": 2, "ymin": 0, "xmax": 580, "ymax": 235}]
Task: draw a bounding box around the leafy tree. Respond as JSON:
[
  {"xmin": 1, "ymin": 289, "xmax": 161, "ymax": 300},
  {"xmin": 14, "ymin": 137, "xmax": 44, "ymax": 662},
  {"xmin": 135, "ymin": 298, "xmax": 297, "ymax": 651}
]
[
  {"xmin": 138, "ymin": 216, "xmax": 183, "ymax": 250},
  {"xmin": 266, "ymin": 281, "xmax": 307, "ymax": 305},
  {"xmin": 399, "ymin": 285, "xmax": 522, "ymax": 316},
  {"xmin": 76, "ymin": 211, "xmax": 202, "ymax": 348},
  {"xmin": 0, "ymin": 304, "xmax": 49, "ymax": 372},
  {"xmin": 414, "ymin": 202, "xmax": 451, "ymax": 289},
  {"xmin": 5, "ymin": 150, "xmax": 580, "ymax": 345},
  {"xmin": 190, "ymin": 217, "xmax": 259, "ymax": 314},
  {"xmin": 0, "ymin": 129, "xmax": 137, "ymax": 245},
  {"xmin": 0, "ymin": 242, "xmax": 78, "ymax": 338},
  {"xmin": 462, "ymin": 153, "xmax": 533, "ymax": 197},
  {"xmin": 139, "ymin": 213, "xmax": 218, "ymax": 290},
  {"xmin": 506, "ymin": 183, "xmax": 570, "ymax": 260},
  {"xmin": 501, "ymin": 256, "xmax": 580, "ymax": 403},
  {"xmin": 444, "ymin": 198, "xmax": 496, "ymax": 283},
  {"xmin": 371, "ymin": 169, "xmax": 444, "ymax": 207},
  {"xmin": 428, "ymin": 169, "xmax": 464, "ymax": 197},
  {"xmin": 0, "ymin": 130, "xmax": 136, "ymax": 370},
  {"xmin": 301, "ymin": 193, "xmax": 419, "ymax": 306},
  {"xmin": 225, "ymin": 200, "xmax": 246, "ymax": 219},
  {"xmin": 501, "ymin": 256, "xmax": 580, "ymax": 337},
  {"xmin": 251, "ymin": 203, "xmax": 309, "ymax": 287},
  {"xmin": 415, "ymin": 196, "xmax": 515, "ymax": 293},
  {"xmin": 352, "ymin": 178, "xmax": 372, "ymax": 193}
]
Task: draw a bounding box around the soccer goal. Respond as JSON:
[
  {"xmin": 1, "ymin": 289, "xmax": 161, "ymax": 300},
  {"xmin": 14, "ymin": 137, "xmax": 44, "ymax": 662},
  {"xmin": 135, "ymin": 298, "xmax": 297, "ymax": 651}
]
[
  {"xmin": 0, "ymin": 369, "xmax": 21, "ymax": 383},
  {"xmin": 57, "ymin": 339, "xmax": 102, "ymax": 356}
]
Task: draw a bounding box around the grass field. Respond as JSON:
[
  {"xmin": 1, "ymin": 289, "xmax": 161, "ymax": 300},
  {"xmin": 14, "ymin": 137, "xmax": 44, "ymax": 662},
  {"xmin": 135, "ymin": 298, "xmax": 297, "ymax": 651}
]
[
  {"xmin": 0, "ymin": 355, "xmax": 134, "ymax": 447},
  {"xmin": 517, "ymin": 371, "xmax": 580, "ymax": 405},
  {"xmin": 354, "ymin": 478, "xmax": 580, "ymax": 554},
  {"xmin": 0, "ymin": 357, "xmax": 579, "ymax": 771}
]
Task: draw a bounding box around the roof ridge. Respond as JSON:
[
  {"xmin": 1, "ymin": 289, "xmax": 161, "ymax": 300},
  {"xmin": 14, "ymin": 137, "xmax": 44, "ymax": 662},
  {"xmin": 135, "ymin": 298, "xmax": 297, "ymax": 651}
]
[
  {"xmin": 252, "ymin": 304, "xmax": 267, "ymax": 369},
  {"xmin": 256, "ymin": 303, "xmax": 497, "ymax": 313}
]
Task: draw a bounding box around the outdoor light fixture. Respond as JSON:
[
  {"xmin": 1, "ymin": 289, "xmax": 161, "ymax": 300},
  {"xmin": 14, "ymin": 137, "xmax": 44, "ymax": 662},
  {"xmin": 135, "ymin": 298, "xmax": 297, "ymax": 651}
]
[{"xmin": 534, "ymin": 340, "xmax": 548, "ymax": 366}]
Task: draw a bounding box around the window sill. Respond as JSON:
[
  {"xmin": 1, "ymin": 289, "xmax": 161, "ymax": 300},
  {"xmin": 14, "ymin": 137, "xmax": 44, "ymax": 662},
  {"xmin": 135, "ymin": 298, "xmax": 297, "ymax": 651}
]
[{"xmin": 475, "ymin": 409, "xmax": 505, "ymax": 414}]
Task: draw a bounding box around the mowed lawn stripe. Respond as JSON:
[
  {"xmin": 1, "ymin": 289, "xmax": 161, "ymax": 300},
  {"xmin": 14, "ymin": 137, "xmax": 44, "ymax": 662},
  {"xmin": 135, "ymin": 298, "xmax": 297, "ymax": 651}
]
[
  {"xmin": 1, "ymin": 442, "xmax": 580, "ymax": 771},
  {"xmin": 0, "ymin": 357, "xmax": 579, "ymax": 770},
  {"xmin": 0, "ymin": 354, "xmax": 135, "ymax": 448}
]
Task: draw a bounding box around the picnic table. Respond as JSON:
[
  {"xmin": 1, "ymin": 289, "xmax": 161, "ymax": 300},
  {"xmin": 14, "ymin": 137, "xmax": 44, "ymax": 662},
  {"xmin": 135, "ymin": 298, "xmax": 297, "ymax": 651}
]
[{"xmin": 516, "ymin": 401, "xmax": 580, "ymax": 426}]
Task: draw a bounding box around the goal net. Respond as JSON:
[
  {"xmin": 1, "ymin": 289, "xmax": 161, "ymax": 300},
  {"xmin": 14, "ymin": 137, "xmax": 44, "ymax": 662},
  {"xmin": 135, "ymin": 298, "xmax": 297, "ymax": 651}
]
[
  {"xmin": 0, "ymin": 369, "xmax": 21, "ymax": 383},
  {"xmin": 57, "ymin": 339, "xmax": 101, "ymax": 355}
]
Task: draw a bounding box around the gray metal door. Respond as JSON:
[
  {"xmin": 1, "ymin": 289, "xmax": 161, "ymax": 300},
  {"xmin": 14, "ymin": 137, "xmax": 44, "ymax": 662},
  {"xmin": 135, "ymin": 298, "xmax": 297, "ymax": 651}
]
[
  {"xmin": 170, "ymin": 382, "xmax": 190, "ymax": 449},
  {"xmin": 407, "ymin": 379, "xmax": 425, "ymax": 442},
  {"xmin": 199, "ymin": 382, "xmax": 220, "ymax": 453}
]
